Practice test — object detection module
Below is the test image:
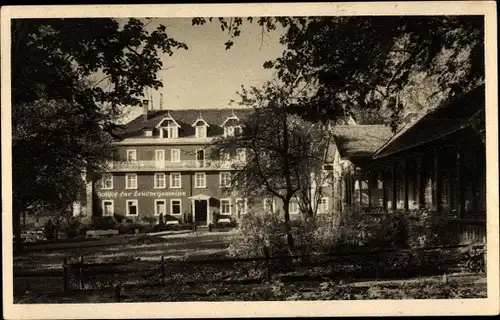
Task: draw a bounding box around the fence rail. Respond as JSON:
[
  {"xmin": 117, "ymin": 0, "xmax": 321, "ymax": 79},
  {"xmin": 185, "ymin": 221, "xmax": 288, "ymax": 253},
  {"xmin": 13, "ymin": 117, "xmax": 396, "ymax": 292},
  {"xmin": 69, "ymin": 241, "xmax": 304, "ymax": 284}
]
[{"xmin": 60, "ymin": 242, "xmax": 486, "ymax": 301}]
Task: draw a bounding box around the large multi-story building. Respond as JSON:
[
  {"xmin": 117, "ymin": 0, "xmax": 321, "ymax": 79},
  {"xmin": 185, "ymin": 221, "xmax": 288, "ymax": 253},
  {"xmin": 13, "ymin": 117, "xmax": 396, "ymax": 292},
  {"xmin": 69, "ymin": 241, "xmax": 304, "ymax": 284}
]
[{"xmin": 89, "ymin": 102, "xmax": 336, "ymax": 226}]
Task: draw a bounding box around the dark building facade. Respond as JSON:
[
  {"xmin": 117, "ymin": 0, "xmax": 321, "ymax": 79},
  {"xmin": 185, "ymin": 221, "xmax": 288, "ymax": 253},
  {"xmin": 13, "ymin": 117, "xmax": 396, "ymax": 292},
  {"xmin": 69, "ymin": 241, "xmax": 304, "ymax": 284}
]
[{"xmin": 89, "ymin": 105, "xmax": 336, "ymax": 226}]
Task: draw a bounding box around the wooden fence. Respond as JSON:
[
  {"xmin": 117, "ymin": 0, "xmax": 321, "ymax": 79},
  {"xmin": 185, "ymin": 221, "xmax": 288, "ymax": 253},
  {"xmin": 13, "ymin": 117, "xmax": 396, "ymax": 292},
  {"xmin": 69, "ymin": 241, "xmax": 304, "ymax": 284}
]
[{"xmin": 61, "ymin": 242, "xmax": 486, "ymax": 301}]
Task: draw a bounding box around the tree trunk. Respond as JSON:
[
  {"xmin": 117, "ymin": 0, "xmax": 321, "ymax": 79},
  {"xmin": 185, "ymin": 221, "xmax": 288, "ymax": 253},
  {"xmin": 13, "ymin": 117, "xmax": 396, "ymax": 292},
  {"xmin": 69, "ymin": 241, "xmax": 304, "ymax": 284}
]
[
  {"xmin": 13, "ymin": 201, "xmax": 24, "ymax": 253},
  {"xmin": 282, "ymin": 197, "xmax": 294, "ymax": 250},
  {"xmin": 281, "ymin": 112, "xmax": 295, "ymax": 251}
]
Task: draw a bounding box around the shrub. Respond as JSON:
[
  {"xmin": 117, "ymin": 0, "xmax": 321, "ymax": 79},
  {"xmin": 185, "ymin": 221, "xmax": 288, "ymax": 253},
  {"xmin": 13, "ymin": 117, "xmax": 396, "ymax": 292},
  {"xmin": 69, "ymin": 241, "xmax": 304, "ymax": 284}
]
[
  {"xmin": 43, "ymin": 219, "xmax": 56, "ymax": 241},
  {"xmin": 293, "ymin": 214, "xmax": 339, "ymax": 255},
  {"xmin": 114, "ymin": 214, "xmax": 125, "ymax": 224},
  {"xmin": 91, "ymin": 216, "xmax": 117, "ymax": 230},
  {"xmin": 458, "ymin": 246, "xmax": 486, "ymax": 273},
  {"xmin": 64, "ymin": 217, "xmax": 83, "ymax": 238},
  {"xmin": 140, "ymin": 215, "xmax": 158, "ymax": 227},
  {"xmin": 227, "ymin": 209, "xmax": 285, "ymax": 258}
]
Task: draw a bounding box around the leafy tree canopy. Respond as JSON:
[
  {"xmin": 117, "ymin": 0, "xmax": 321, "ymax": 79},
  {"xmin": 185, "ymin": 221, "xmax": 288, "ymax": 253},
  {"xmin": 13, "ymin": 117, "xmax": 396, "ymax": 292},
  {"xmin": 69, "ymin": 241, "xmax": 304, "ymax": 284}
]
[
  {"xmin": 12, "ymin": 18, "xmax": 187, "ymax": 127},
  {"xmin": 11, "ymin": 18, "xmax": 187, "ymax": 250},
  {"xmin": 193, "ymin": 16, "xmax": 484, "ymax": 127}
]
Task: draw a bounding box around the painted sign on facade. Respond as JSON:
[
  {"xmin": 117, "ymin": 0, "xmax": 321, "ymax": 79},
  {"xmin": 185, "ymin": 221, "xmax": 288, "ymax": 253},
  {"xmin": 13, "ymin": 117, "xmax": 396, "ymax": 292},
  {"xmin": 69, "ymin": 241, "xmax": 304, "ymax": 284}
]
[{"xmin": 97, "ymin": 190, "xmax": 187, "ymax": 198}]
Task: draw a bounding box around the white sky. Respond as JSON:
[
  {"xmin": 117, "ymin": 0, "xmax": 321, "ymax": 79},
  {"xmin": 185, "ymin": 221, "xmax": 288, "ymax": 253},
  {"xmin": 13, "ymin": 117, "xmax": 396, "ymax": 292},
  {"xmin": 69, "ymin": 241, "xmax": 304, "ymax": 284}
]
[{"xmin": 117, "ymin": 18, "xmax": 286, "ymax": 123}]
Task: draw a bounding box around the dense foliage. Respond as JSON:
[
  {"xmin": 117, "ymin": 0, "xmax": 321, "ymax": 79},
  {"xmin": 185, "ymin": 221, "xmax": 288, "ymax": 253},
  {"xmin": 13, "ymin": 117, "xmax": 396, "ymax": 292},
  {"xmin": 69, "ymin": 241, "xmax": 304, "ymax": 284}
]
[
  {"xmin": 11, "ymin": 18, "xmax": 187, "ymax": 250},
  {"xmin": 194, "ymin": 16, "xmax": 484, "ymax": 127}
]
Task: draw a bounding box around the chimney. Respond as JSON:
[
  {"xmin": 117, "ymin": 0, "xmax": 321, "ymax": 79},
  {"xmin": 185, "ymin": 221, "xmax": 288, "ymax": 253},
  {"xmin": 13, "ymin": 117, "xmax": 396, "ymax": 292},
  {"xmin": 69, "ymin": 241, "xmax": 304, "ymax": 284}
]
[{"xmin": 142, "ymin": 99, "xmax": 149, "ymax": 122}]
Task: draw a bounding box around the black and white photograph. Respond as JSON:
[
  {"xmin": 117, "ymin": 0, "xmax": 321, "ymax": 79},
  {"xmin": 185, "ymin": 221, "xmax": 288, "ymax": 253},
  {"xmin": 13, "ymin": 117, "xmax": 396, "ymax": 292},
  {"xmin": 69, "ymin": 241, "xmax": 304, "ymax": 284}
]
[{"xmin": 1, "ymin": 2, "xmax": 498, "ymax": 318}]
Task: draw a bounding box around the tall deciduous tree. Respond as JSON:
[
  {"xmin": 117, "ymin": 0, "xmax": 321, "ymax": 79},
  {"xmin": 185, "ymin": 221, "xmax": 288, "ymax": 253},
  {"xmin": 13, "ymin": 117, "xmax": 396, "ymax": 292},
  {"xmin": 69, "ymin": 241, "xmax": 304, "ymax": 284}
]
[
  {"xmin": 11, "ymin": 18, "xmax": 187, "ymax": 251},
  {"xmin": 193, "ymin": 16, "xmax": 484, "ymax": 127},
  {"xmin": 211, "ymin": 81, "xmax": 333, "ymax": 249}
]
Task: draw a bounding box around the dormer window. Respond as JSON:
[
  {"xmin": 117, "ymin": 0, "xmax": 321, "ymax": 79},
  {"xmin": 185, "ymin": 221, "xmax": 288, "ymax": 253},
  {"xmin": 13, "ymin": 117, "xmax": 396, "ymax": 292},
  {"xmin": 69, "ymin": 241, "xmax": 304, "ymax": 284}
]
[
  {"xmin": 157, "ymin": 115, "xmax": 180, "ymax": 139},
  {"xmin": 222, "ymin": 114, "xmax": 242, "ymax": 137},
  {"xmin": 192, "ymin": 117, "xmax": 209, "ymax": 138},
  {"xmin": 144, "ymin": 129, "xmax": 153, "ymax": 137}
]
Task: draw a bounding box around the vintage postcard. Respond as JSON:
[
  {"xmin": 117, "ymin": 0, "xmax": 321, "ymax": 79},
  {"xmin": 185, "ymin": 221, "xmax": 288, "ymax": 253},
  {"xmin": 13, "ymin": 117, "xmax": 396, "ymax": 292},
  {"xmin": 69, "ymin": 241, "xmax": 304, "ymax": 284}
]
[{"xmin": 1, "ymin": 2, "xmax": 499, "ymax": 319}]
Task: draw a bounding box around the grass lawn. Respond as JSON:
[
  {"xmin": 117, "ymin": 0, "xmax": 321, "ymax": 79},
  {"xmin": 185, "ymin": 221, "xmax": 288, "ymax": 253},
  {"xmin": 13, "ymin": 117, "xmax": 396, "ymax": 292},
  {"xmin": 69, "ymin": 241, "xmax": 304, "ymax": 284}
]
[
  {"xmin": 13, "ymin": 231, "xmax": 236, "ymax": 299},
  {"xmin": 13, "ymin": 230, "xmax": 488, "ymax": 303}
]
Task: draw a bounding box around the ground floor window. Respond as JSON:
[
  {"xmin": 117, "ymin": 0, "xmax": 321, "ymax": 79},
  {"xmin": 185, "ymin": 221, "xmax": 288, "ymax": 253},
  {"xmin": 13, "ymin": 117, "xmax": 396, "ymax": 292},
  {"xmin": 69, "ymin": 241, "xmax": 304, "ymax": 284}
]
[
  {"xmin": 170, "ymin": 199, "xmax": 182, "ymax": 215},
  {"xmin": 220, "ymin": 198, "xmax": 231, "ymax": 215},
  {"xmin": 126, "ymin": 199, "xmax": 138, "ymax": 216},
  {"xmin": 154, "ymin": 199, "xmax": 166, "ymax": 216},
  {"xmin": 102, "ymin": 200, "xmax": 114, "ymax": 216}
]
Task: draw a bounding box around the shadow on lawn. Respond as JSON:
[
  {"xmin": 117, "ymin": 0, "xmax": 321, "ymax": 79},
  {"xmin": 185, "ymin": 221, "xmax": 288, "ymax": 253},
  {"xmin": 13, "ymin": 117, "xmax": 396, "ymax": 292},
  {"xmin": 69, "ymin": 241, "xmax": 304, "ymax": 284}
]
[{"xmin": 14, "ymin": 233, "xmax": 233, "ymax": 273}]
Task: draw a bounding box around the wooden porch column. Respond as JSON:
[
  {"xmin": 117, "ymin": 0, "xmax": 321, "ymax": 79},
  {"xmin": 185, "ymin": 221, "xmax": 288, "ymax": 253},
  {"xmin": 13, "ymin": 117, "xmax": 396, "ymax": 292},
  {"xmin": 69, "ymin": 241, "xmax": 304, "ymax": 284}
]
[
  {"xmin": 367, "ymin": 175, "xmax": 372, "ymax": 208},
  {"xmin": 456, "ymin": 146, "xmax": 464, "ymax": 218},
  {"xmin": 432, "ymin": 153, "xmax": 441, "ymax": 212},
  {"xmin": 403, "ymin": 159, "xmax": 409, "ymax": 211},
  {"xmin": 392, "ymin": 162, "xmax": 397, "ymax": 211},
  {"xmin": 359, "ymin": 178, "xmax": 363, "ymax": 207},
  {"xmin": 416, "ymin": 157, "xmax": 423, "ymax": 209},
  {"xmin": 382, "ymin": 170, "xmax": 387, "ymax": 210}
]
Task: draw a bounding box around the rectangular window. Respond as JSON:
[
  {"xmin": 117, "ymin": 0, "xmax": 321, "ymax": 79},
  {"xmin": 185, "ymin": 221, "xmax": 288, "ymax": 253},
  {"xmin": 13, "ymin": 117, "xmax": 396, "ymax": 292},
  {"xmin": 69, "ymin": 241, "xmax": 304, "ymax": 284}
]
[
  {"xmin": 101, "ymin": 174, "xmax": 113, "ymax": 190},
  {"xmin": 234, "ymin": 126, "xmax": 242, "ymax": 136},
  {"xmin": 196, "ymin": 149, "xmax": 205, "ymax": 167},
  {"xmin": 126, "ymin": 199, "xmax": 139, "ymax": 216},
  {"xmin": 219, "ymin": 172, "xmax": 231, "ymax": 187},
  {"xmin": 155, "ymin": 149, "xmax": 165, "ymax": 161},
  {"xmin": 126, "ymin": 149, "xmax": 137, "ymax": 162},
  {"xmin": 166, "ymin": 126, "xmax": 178, "ymax": 139},
  {"xmin": 170, "ymin": 172, "xmax": 181, "ymax": 188},
  {"xmin": 195, "ymin": 172, "xmax": 206, "ymax": 188},
  {"xmin": 321, "ymin": 170, "xmax": 330, "ymax": 187},
  {"xmin": 171, "ymin": 149, "xmax": 180, "ymax": 162},
  {"xmin": 236, "ymin": 148, "xmax": 246, "ymax": 163},
  {"xmin": 154, "ymin": 199, "xmax": 166, "ymax": 216},
  {"xmin": 170, "ymin": 199, "xmax": 182, "ymax": 215},
  {"xmin": 225, "ymin": 126, "xmax": 234, "ymax": 137},
  {"xmin": 102, "ymin": 200, "xmax": 114, "ymax": 216},
  {"xmin": 263, "ymin": 198, "xmax": 275, "ymax": 213},
  {"xmin": 196, "ymin": 125, "xmax": 207, "ymax": 138},
  {"xmin": 144, "ymin": 130, "xmax": 153, "ymax": 137},
  {"xmin": 236, "ymin": 198, "xmax": 248, "ymax": 215},
  {"xmin": 125, "ymin": 173, "xmax": 137, "ymax": 189},
  {"xmin": 318, "ymin": 197, "xmax": 329, "ymax": 214},
  {"xmin": 154, "ymin": 173, "xmax": 166, "ymax": 189},
  {"xmin": 289, "ymin": 200, "xmax": 299, "ymax": 214},
  {"xmin": 220, "ymin": 198, "xmax": 231, "ymax": 215}
]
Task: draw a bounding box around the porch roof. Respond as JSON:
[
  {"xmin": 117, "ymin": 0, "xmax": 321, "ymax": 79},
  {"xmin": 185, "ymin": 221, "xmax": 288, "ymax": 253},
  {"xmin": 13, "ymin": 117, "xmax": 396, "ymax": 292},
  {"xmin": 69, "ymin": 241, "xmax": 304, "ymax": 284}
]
[
  {"xmin": 330, "ymin": 125, "xmax": 393, "ymax": 165},
  {"xmin": 372, "ymin": 85, "xmax": 485, "ymax": 160},
  {"xmin": 188, "ymin": 194, "xmax": 212, "ymax": 201}
]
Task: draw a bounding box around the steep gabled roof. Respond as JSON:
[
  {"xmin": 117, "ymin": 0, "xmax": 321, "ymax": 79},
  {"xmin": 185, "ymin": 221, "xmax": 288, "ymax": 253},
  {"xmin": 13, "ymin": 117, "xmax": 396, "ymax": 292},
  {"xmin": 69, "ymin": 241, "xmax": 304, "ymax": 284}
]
[
  {"xmin": 331, "ymin": 125, "xmax": 394, "ymax": 165},
  {"xmin": 372, "ymin": 85, "xmax": 485, "ymax": 159},
  {"xmin": 157, "ymin": 113, "xmax": 181, "ymax": 128},
  {"xmin": 114, "ymin": 108, "xmax": 253, "ymax": 139}
]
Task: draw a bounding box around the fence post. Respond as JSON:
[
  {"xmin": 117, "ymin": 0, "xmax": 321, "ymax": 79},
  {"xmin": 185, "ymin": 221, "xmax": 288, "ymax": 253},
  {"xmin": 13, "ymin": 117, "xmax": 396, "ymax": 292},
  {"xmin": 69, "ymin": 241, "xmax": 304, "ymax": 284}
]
[
  {"xmin": 115, "ymin": 284, "xmax": 121, "ymax": 302},
  {"xmin": 160, "ymin": 254, "xmax": 166, "ymax": 286},
  {"xmin": 62, "ymin": 257, "xmax": 69, "ymax": 292},
  {"xmin": 263, "ymin": 246, "xmax": 271, "ymax": 282},
  {"xmin": 442, "ymin": 273, "xmax": 448, "ymax": 284},
  {"xmin": 79, "ymin": 255, "xmax": 84, "ymax": 290}
]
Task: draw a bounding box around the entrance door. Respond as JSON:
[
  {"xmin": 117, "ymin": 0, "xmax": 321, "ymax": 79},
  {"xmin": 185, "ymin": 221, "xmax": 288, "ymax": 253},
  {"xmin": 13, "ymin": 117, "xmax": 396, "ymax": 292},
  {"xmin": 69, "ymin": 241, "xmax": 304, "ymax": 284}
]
[
  {"xmin": 194, "ymin": 200, "xmax": 208, "ymax": 225},
  {"xmin": 155, "ymin": 150, "xmax": 165, "ymax": 169}
]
